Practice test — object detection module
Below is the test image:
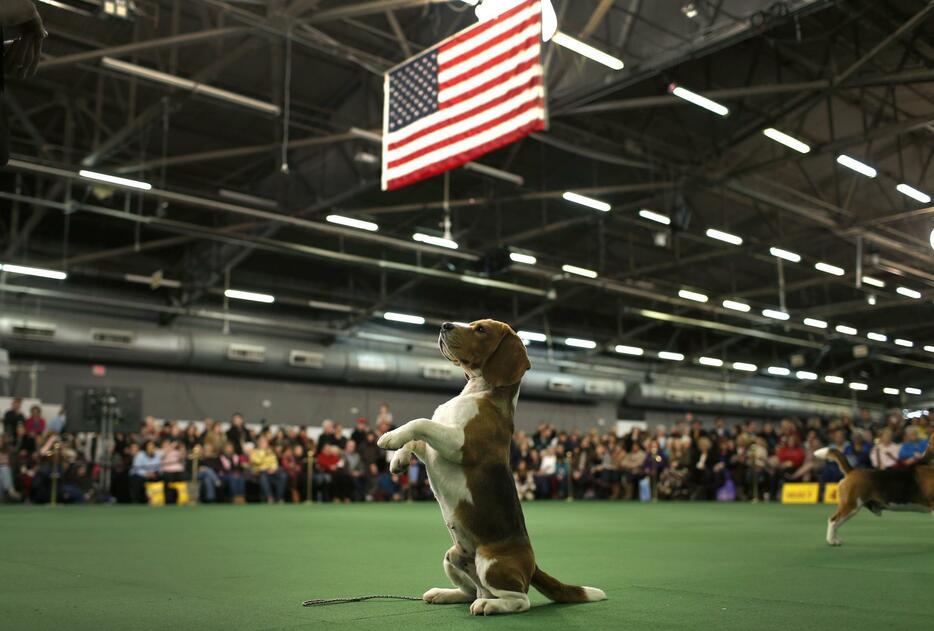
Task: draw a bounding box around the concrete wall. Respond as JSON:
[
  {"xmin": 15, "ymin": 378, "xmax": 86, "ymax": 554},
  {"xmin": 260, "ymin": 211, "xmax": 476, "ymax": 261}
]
[{"xmin": 3, "ymin": 360, "xmax": 616, "ymax": 433}]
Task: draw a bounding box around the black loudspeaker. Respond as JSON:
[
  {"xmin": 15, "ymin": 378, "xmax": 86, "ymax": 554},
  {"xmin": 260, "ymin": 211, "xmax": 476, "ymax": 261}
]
[{"xmin": 64, "ymin": 386, "xmax": 143, "ymax": 433}]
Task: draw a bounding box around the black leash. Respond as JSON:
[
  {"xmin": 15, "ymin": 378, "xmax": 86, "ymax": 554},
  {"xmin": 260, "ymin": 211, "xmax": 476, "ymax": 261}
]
[{"xmin": 302, "ymin": 595, "xmax": 423, "ymax": 607}]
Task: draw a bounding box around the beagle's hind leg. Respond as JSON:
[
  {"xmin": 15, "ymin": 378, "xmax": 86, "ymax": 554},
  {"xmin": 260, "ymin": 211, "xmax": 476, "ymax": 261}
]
[
  {"xmin": 424, "ymin": 546, "xmax": 477, "ymax": 604},
  {"xmin": 470, "ymin": 548, "xmax": 533, "ymax": 616}
]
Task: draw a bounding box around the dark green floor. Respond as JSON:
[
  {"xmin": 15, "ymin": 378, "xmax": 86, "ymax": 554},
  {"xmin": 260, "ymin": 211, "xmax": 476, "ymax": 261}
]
[{"xmin": 1, "ymin": 502, "xmax": 932, "ymax": 630}]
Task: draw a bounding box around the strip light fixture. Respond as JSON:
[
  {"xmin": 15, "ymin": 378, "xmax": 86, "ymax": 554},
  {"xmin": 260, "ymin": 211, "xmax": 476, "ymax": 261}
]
[
  {"xmin": 658, "ymin": 351, "xmax": 684, "ymax": 361},
  {"xmin": 905, "ymin": 387, "xmax": 922, "ymax": 395},
  {"xmin": 732, "ymin": 362, "xmax": 757, "ymax": 372},
  {"xmin": 698, "ymin": 357, "xmax": 723, "ymax": 367},
  {"xmin": 894, "ymin": 338, "xmax": 914, "ymax": 348},
  {"xmin": 669, "ymin": 84, "xmax": 729, "ymax": 116},
  {"xmin": 815, "ymin": 262, "xmax": 845, "ymax": 276},
  {"xmin": 861, "ymin": 276, "xmax": 885, "ymax": 288},
  {"xmin": 678, "ymin": 289, "xmax": 708, "ymax": 303},
  {"xmin": 769, "ymin": 247, "xmax": 801, "ymax": 263},
  {"xmin": 762, "ymin": 128, "xmax": 810, "ymax": 153},
  {"xmin": 518, "ymin": 331, "xmax": 547, "ymax": 343},
  {"xmin": 722, "ymin": 299, "xmax": 751, "ymax": 313},
  {"xmin": 705, "ymin": 228, "xmax": 743, "ymax": 246},
  {"xmin": 824, "ymin": 376, "xmax": 844, "ymax": 385},
  {"xmin": 0, "ymin": 263, "xmax": 68, "ymax": 280},
  {"xmin": 896, "ymin": 286, "xmax": 921, "ymax": 299},
  {"xmin": 565, "ymin": 337, "xmax": 597, "ymax": 349},
  {"xmin": 848, "ymin": 382, "xmax": 868, "ymax": 391},
  {"xmin": 762, "ymin": 309, "xmax": 790, "ymax": 321},
  {"xmin": 79, "ymin": 169, "xmax": 152, "ymax": 191},
  {"xmin": 615, "ymin": 345, "xmax": 644, "ymax": 356},
  {"xmin": 867, "ymin": 332, "xmax": 888, "ymax": 342},
  {"xmin": 412, "ymin": 233, "xmax": 459, "ymax": 250},
  {"xmin": 767, "ymin": 366, "xmax": 791, "ymax": 376},
  {"xmin": 836, "ymin": 154, "xmax": 877, "ymax": 178},
  {"xmin": 509, "ymin": 252, "xmax": 538, "ymax": 265},
  {"xmin": 803, "ymin": 317, "xmax": 828, "ymax": 329},
  {"xmin": 562, "ymin": 264, "xmax": 598, "ymax": 279},
  {"xmin": 101, "ymin": 57, "xmax": 280, "ymax": 116},
  {"xmin": 224, "ymin": 289, "xmax": 274, "ymax": 303},
  {"xmin": 895, "ymin": 183, "xmax": 931, "ymax": 204},
  {"xmin": 384, "ymin": 312, "xmax": 425, "ymax": 325},
  {"xmin": 924, "ymin": 345, "xmax": 934, "ymax": 353},
  {"xmin": 835, "ymin": 324, "xmax": 858, "ymax": 335},
  {"xmin": 796, "ymin": 371, "xmax": 818, "ymax": 381},
  {"xmin": 326, "ymin": 215, "xmax": 378, "ymax": 232},
  {"xmin": 638, "ymin": 209, "xmax": 671, "ymax": 225},
  {"xmin": 562, "ymin": 191, "xmax": 612, "ymax": 212},
  {"xmin": 883, "ymin": 387, "xmax": 900, "ymax": 396},
  {"xmin": 551, "ymin": 33, "xmax": 624, "ymax": 70}
]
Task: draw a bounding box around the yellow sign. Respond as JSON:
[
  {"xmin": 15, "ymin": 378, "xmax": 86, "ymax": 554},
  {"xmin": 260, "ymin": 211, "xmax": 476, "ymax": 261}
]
[
  {"xmin": 145, "ymin": 481, "xmax": 165, "ymax": 506},
  {"xmin": 781, "ymin": 482, "xmax": 819, "ymax": 504},
  {"xmin": 168, "ymin": 481, "xmax": 190, "ymax": 505},
  {"xmin": 823, "ymin": 483, "xmax": 839, "ymax": 504}
]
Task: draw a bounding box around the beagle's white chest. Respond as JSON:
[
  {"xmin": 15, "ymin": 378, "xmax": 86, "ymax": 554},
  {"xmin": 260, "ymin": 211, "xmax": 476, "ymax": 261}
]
[{"xmin": 424, "ymin": 394, "xmax": 478, "ymax": 537}]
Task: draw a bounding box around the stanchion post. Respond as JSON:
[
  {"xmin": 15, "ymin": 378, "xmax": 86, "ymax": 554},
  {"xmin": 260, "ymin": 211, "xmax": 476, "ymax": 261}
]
[
  {"xmin": 50, "ymin": 441, "xmax": 61, "ymax": 508},
  {"xmin": 751, "ymin": 443, "xmax": 760, "ymax": 504},
  {"xmin": 652, "ymin": 452, "xmax": 661, "ymax": 503},
  {"xmin": 565, "ymin": 452, "xmax": 573, "ymax": 502},
  {"xmin": 189, "ymin": 445, "xmax": 202, "ymax": 506},
  {"xmin": 305, "ymin": 450, "xmax": 314, "ymax": 504}
]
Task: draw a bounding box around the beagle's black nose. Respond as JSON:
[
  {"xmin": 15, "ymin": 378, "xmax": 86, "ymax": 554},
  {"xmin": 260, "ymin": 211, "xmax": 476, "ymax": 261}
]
[{"xmin": 441, "ymin": 322, "xmax": 455, "ymax": 331}]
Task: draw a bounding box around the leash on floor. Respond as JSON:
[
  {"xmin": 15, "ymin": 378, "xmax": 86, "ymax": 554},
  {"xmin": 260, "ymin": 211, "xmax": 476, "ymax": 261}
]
[{"xmin": 302, "ymin": 595, "xmax": 423, "ymax": 607}]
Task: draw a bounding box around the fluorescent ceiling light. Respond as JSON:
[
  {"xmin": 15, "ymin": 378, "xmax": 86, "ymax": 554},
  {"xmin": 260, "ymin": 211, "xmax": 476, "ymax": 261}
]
[
  {"xmin": 509, "ymin": 252, "xmax": 538, "ymax": 265},
  {"xmin": 861, "ymin": 276, "xmax": 885, "ymax": 288},
  {"xmin": 462, "ymin": 161, "xmax": 524, "ymax": 186},
  {"xmin": 698, "ymin": 356, "xmax": 723, "ymax": 367},
  {"xmin": 824, "ymin": 375, "xmax": 844, "ymax": 385},
  {"xmin": 815, "ymin": 262, "xmax": 845, "ymax": 276},
  {"xmin": 896, "ymin": 286, "xmax": 921, "ymax": 299},
  {"xmin": 615, "ymin": 345, "xmax": 644, "ymax": 356},
  {"xmin": 905, "ymin": 387, "xmax": 922, "ymax": 395},
  {"xmin": 413, "ymin": 233, "xmax": 459, "ymax": 250},
  {"xmin": 848, "ymin": 382, "xmax": 868, "ymax": 391},
  {"xmin": 796, "ymin": 371, "xmax": 818, "ymax": 381},
  {"xmin": 562, "ymin": 191, "xmax": 612, "ymax": 212},
  {"xmin": 768, "ymin": 247, "xmax": 801, "ymax": 263},
  {"xmin": 721, "ymin": 299, "xmax": 751, "ymax": 313},
  {"xmin": 835, "ymin": 324, "xmax": 857, "ymax": 335},
  {"xmin": 930, "ymin": 227, "xmax": 934, "ymax": 251},
  {"xmin": 224, "ymin": 289, "xmax": 274, "ymax": 304},
  {"xmin": 836, "ymin": 154, "xmax": 877, "ymax": 178},
  {"xmin": 762, "ymin": 309, "xmax": 790, "ymax": 321},
  {"xmin": 678, "ymin": 289, "xmax": 708, "ymax": 303},
  {"xmin": 658, "ymin": 351, "xmax": 684, "ymax": 361},
  {"xmin": 551, "ymin": 32, "xmax": 624, "ymax": 70},
  {"xmin": 326, "ymin": 214, "xmax": 378, "ymax": 232},
  {"xmin": 0, "ymin": 263, "xmax": 68, "ymax": 280},
  {"xmin": 562, "ymin": 264, "xmax": 598, "ymax": 279},
  {"xmin": 705, "ymin": 228, "xmax": 743, "ymax": 246},
  {"xmin": 895, "ymin": 183, "xmax": 931, "ymax": 204},
  {"xmin": 670, "ymin": 85, "xmax": 729, "ymax": 116},
  {"xmin": 767, "ymin": 366, "xmax": 790, "ymax": 376},
  {"xmin": 867, "ymin": 332, "xmax": 887, "ymax": 342},
  {"xmin": 518, "ymin": 331, "xmax": 547, "ymax": 343},
  {"xmin": 762, "ymin": 128, "xmax": 810, "ymax": 153},
  {"xmin": 894, "ymin": 338, "xmax": 913, "ymax": 348},
  {"xmin": 638, "ymin": 209, "xmax": 671, "ymax": 225},
  {"xmin": 803, "ymin": 317, "xmax": 828, "ymax": 329},
  {"xmin": 383, "ymin": 312, "xmax": 425, "ymax": 325},
  {"xmin": 565, "ymin": 337, "xmax": 597, "ymax": 349},
  {"xmin": 883, "ymin": 387, "xmax": 900, "ymax": 396},
  {"xmin": 79, "ymin": 169, "xmax": 152, "ymax": 191},
  {"xmin": 732, "ymin": 362, "xmax": 757, "ymax": 372},
  {"xmin": 924, "ymin": 345, "xmax": 934, "ymax": 353},
  {"xmin": 354, "ymin": 151, "xmax": 379, "ymax": 165},
  {"xmin": 101, "ymin": 57, "xmax": 280, "ymax": 116}
]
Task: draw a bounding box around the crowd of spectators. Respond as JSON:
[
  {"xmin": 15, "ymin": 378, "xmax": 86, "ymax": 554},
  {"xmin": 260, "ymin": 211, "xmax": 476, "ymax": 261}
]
[{"xmin": 0, "ymin": 396, "xmax": 930, "ymax": 505}]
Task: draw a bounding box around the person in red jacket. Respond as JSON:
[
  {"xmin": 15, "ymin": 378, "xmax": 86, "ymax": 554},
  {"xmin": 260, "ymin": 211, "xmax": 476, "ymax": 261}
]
[
  {"xmin": 313, "ymin": 444, "xmax": 341, "ymax": 502},
  {"xmin": 24, "ymin": 406, "xmax": 45, "ymax": 436}
]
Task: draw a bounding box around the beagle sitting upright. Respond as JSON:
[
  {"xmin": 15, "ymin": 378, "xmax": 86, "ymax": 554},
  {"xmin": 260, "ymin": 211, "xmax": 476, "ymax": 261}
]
[
  {"xmin": 816, "ymin": 436, "xmax": 934, "ymax": 546},
  {"xmin": 377, "ymin": 319, "xmax": 606, "ymax": 616}
]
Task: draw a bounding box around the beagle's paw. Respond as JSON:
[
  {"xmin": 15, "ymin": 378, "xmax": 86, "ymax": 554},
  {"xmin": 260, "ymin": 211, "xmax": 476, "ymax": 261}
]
[
  {"xmin": 827, "ymin": 537, "xmax": 842, "ymax": 547},
  {"xmin": 423, "ymin": 588, "xmax": 473, "ymax": 604},
  {"xmin": 389, "ymin": 449, "xmax": 410, "ymax": 474},
  {"xmin": 377, "ymin": 429, "xmax": 406, "ymax": 450},
  {"xmin": 469, "ymin": 597, "xmax": 529, "ymax": 616}
]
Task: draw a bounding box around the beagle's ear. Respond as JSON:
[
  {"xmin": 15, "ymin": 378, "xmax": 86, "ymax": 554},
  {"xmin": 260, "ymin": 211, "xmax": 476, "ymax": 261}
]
[{"xmin": 482, "ymin": 326, "xmax": 531, "ymax": 387}]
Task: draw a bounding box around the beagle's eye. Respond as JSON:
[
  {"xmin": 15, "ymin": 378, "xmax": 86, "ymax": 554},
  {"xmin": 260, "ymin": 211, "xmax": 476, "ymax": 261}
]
[{"xmin": 476, "ymin": 325, "xmax": 486, "ymax": 334}]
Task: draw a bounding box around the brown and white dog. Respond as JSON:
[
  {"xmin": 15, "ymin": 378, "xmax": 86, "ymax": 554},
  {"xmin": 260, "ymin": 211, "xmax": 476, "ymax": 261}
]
[
  {"xmin": 816, "ymin": 437, "xmax": 934, "ymax": 546},
  {"xmin": 377, "ymin": 319, "xmax": 606, "ymax": 615}
]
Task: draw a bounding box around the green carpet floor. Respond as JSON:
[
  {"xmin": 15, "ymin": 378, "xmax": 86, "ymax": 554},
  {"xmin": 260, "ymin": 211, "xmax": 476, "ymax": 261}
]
[{"xmin": 1, "ymin": 502, "xmax": 932, "ymax": 630}]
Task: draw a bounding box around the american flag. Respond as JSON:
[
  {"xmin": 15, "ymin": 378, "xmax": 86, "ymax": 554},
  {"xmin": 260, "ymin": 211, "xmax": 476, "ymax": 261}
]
[{"xmin": 381, "ymin": 0, "xmax": 546, "ymax": 191}]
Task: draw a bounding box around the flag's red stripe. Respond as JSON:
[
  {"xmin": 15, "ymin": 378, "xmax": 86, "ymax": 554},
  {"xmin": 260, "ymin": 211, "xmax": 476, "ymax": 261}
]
[
  {"xmin": 440, "ymin": 0, "xmax": 537, "ymax": 54},
  {"xmin": 386, "ymin": 118, "xmax": 544, "ymax": 191},
  {"xmin": 438, "ymin": 34, "xmax": 539, "ymax": 93},
  {"xmin": 389, "ymin": 77, "xmax": 542, "ymax": 153},
  {"xmin": 439, "ymin": 57, "xmax": 540, "ymax": 110},
  {"xmin": 439, "ymin": 14, "xmax": 540, "ymax": 78},
  {"xmin": 387, "ymin": 98, "xmax": 543, "ymax": 170}
]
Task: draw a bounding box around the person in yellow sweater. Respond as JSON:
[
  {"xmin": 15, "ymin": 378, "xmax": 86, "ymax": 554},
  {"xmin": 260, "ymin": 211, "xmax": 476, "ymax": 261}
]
[{"xmin": 250, "ymin": 436, "xmax": 287, "ymax": 504}]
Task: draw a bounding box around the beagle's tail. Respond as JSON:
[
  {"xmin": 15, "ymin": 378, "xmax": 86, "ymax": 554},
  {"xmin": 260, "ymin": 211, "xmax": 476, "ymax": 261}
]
[
  {"xmin": 530, "ymin": 566, "xmax": 606, "ymax": 604},
  {"xmin": 814, "ymin": 447, "xmax": 852, "ymax": 474}
]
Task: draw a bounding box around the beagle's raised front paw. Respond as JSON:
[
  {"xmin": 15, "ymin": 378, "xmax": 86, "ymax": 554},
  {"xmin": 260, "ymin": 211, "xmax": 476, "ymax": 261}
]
[
  {"xmin": 377, "ymin": 429, "xmax": 406, "ymax": 450},
  {"xmin": 389, "ymin": 449, "xmax": 410, "ymax": 474},
  {"xmin": 423, "ymin": 588, "xmax": 473, "ymax": 604}
]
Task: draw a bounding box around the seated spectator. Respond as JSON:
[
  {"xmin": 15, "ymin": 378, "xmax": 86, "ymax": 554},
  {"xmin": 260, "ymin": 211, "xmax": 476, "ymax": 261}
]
[
  {"xmin": 250, "ymin": 436, "xmax": 287, "ymax": 504},
  {"xmin": 196, "ymin": 444, "xmax": 223, "ymax": 503},
  {"xmin": 218, "ymin": 442, "xmax": 247, "ymax": 503},
  {"xmin": 24, "ymin": 405, "xmax": 46, "ymax": 436},
  {"xmin": 129, "ymin": 441, "xmax": 162, "ymax": 504},
  {"xmin": 844, "ymin": 430, "xmax": 872, "ymax": 469},
  {"xmin": 691, "ymin": 436, "xmax": 719, "ymax": 500},
  {"xmin": 47, "ymin": 406, "xmax": 66, "ymax": 434},
  {"xmin": 160, "ymin": 439, "xmax": 187, "ymax": 483},
  {"xmin": 870, "ymin": 428, "xmax": 900, "ymax": 469},
  {"xmin": 898, "ymin": 426, "xmax": 927, "ymax": 466},
  {"xmin": 314, "ymin": 444, "xmax": 341, "ymax": 502},
  {"xmin": 620, "ymin": 441, "xmax": 647, "ymax": 500},
  {"xmin": 339, "ymin": 440, "xmax": 365, "ymax": 502},
  {"xmin": 514, "ymin": 460, "xmax": 535, "ymax": 501},
  {"xmin": 0, "ymin": 435, "xmax": 21, "ymax": 501},
  {"xmin": 281, "ymin": 444, "xmax": 306, "ymax": 503}
]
